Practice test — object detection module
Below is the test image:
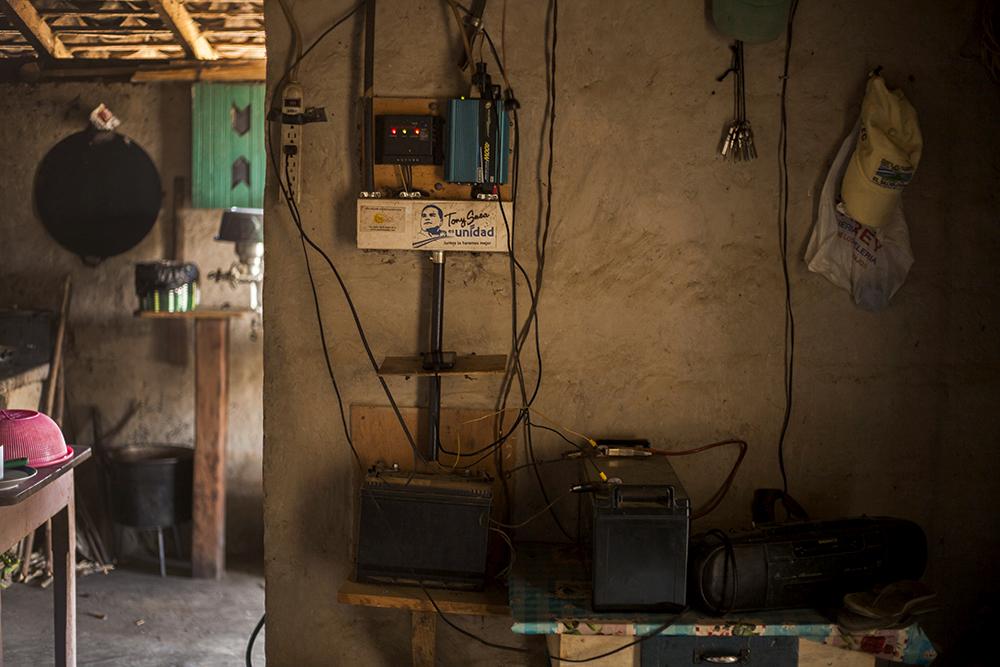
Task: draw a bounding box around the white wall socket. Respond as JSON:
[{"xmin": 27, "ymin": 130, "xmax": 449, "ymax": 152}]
[{"xmin": 280, "ymin": 82, "xmax": 304, "ymax": 204}]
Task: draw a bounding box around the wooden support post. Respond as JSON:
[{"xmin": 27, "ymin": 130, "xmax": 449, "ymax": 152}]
[
  {"xmin": 51, "ymin": 477, "xmax": 76, "ymax": 667},
  {"xmin": 0, "ymin": 0, "xmax": 71, "ymax": 58},
  {"xmin": 410, "ymin": 611, "xmax": 436, "ymax": 667},
  {"xmin": 147, "ymin": 0, "xmax": 218, "ymax": 60},
  {"xmin": 191, "ymin": 318, "xmax": 228, "ymax": 579}
]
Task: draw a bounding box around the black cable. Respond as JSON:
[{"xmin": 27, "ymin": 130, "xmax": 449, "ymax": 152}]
[
  {"xmin": 289, "ymin": 158, "xmax": 363, "ymax": 471},
  {"xmin": 245, "ymin": 613, "xmax": 265, "ymax": 667},
  {"xmin": 267, "ymin": 1, "xmax": 429, "ymax": 466},
  {"xmin": 265, "ymin": 0, "xmax": 599, "ymax": 659},
  {"xmin": 489, "ymin": 490, "xmax": 571, "ymax": 529},
  {"xmin": 776, "ymin": 0, "xmax": 800, "ymax": 496},
  {"xmin": 271, "ymin": 1, "xmax": 365, "ymax": 101},
  {"xmin": 479, "ymin": 1, "xmax": 570, "ymax": 541},
  {"xmin": 362, "ymin": 0, "xmax": 376, "ymax": 190},
  {"xmin": 271, "ymin": 143, "xmax": 428, "ymax": 464},
  {"xmin": 698, "ymin": 529, "xmax": 738, "ymax": 615}
]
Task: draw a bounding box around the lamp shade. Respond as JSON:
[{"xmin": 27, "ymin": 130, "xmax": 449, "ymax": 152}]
[{"xmin": 217, "ymin": 207, "xmax": 263, "ymax": 243}]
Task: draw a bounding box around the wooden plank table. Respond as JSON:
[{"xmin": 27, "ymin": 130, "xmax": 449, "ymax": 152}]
[
  {"xmin": 510, "ymin": 544, "xmax": 936, "ymax": 667},
  {"xmin": 0, "ymin": 446, "xmax": 91, "ymax": 667},
  {"xmin": 338, "ymin": 580, "xmax": 509, "ymax": 667},
  {"xmin": 136, "ymin": 309, "xmax": 248, "ymax": 579}
]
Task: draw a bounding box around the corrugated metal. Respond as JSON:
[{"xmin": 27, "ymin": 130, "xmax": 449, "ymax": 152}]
[{"xmin": 191, "ymin": 83, "xmax": 265, "ymax": 209}]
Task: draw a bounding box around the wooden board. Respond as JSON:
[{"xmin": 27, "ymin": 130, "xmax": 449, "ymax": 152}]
[
  {"xmin": 410, "ymin": 611, "xmax": 436, "ymax": 667},
  {"xmin": 191, "ymin": 318, "xmax": 228, "ymax": 579},
  {"xmin": 351, "ymin": 405, "xmax": 516, "ymax": 483},
  {"xmin": 551, "ymin": 635, "xmax": 640, "ymax": 667},
  {"xmin": 337, "ymin": 580, "xmax": 509, "ymax": 616},
  {"xmin": 371, "ymin": 97, "xmax": 513, "ymax": 201},
  {"xmin": 799, "ymin": 639, "xmax": 876, "ymax": 666},
  {"xmin": 378, "ymin": 354, "xmax": 507, "ymax": 377},
  {"xmin": 136, "ymin": 309, "xmax": 250, "ymax": 319}
]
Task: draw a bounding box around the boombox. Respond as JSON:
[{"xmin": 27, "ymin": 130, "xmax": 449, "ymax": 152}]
[{"xmin": 690, "ymin": 517, "xmax": 927, "ymax": 612}]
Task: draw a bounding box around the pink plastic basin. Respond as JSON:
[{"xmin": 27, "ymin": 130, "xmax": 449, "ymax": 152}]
[{"xmin": 0, "ymin": 409, "xmax": 74, "ymax": 467}]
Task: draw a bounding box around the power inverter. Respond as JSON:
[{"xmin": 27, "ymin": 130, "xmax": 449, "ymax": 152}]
[
  {"xmin": 690, "ymin": 517, "xmax": 927, "ymax": 613},
  {"xmin": 444, "ymin": 98, "xmax": 509, "ymax": 185},
  {"xmin": 584, "ymin": 453, "xmax": 690, "ymax": 612},
  {"xmin": 355, "ymin": 468, "xmax": 492, "ymax": 590}
]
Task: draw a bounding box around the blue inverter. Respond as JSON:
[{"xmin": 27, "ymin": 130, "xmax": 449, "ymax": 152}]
[{"xmin": 445, "ymin": 98, "xmax": 509, "ymax": 185}]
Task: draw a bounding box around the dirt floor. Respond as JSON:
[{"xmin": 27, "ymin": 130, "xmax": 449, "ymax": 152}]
[
  {"xmin": 0, "ymin": 560, "xmax": 547, "ymax": 666},
  {"xmin": 1, "ymin": 563, "xmax": 265, "ymax": 667}
]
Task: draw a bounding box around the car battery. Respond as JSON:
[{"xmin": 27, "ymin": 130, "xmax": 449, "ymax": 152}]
[
  {"xmin": 584, "ymin": 450, "xmax": 690, "ymax": 611},
  {"xmin": 356, "ymin": 468, "xmax": 492, "ymax": 590}
]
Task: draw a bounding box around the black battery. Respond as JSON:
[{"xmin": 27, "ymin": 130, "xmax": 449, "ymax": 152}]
[
  {"xmin": 356, "ymin": 468, "xmax": 492, "ymax": 590},
  {"xmin": 584, "ymin": 451, "xmax": 690, "ymax": 611}
]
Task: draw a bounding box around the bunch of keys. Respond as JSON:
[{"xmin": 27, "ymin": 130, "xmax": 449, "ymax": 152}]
[
  {"xmin": 717, "ymin": 41, "xmax": 757, "ymax": 163},
  {"xmin": 721, "ymin": 119, "xmax": 757, "ymax": 161}
]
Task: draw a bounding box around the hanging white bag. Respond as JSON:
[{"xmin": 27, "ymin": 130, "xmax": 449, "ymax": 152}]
[{"xmin": 804, "ymin": 125, "xmax": 914, "ymax": 311}]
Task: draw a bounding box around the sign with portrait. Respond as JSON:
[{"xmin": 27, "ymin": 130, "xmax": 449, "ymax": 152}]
[{"xmin": 357, "ymin": 199, "xmax": 511, "ymax": 252}]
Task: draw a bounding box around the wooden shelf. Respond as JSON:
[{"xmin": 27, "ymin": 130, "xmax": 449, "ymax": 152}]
[
  {"xmin": 135, "ymin": 309, "xmax": 251, "ymax": 320},
  {"xmin": 338, "ymin": 580, "xmax": 509, "ymax": 616},
  {"xmin": 378, "ymin": 354, "xmax": 507, "ymax": 377}
]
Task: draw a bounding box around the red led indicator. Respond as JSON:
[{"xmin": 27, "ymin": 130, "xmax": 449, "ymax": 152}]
[
  {"xmin": 391, "ymin": 127, "xmax": 397, "ymax": 135},
  {"xmin": 414, "ymin": 127, "xmax": 421, "ymax": 135}
]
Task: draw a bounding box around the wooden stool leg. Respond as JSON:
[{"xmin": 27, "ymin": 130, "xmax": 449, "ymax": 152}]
[{"xmin": 410, "ymin": 611, "xmax": 436, "ymax": 667}]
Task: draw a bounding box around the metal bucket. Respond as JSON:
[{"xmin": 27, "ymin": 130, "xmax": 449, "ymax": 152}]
[{"xmin": 107, "ymin": 444, "xmax": 193, "ymax": 529}]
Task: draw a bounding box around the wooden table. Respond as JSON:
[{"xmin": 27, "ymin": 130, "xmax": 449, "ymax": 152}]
[
  {"xmin": 136, "ymin": 309, "xmax": 248, "ymax": 579},
  {"xmin": 509, "ymin": 544, "xmax": 936, "ymax": 667},
  {"xmin": 0, "ymin": 446, "xmax": 91, "ymax": 667},
  {"xmin": 338, "ymin": 580, "xmax": 509, "ymax": 667}
]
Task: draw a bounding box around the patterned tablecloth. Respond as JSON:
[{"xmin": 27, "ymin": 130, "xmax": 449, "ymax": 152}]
[{"xmin": 508, "ymin": 543, "xmax": 937, "ymax": 665}]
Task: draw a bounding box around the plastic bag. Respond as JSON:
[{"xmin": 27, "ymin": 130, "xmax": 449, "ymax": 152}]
[{"xmin": 804, "ymin": 125, "xmax": 914, "ymax": 311}]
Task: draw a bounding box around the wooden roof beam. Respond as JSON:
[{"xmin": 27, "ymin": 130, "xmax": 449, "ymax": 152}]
[
  {"xmin": 0, "ymin": 0, "xmax": 71, "ymax": 58},
  {"xmin": 148, "ymin": 0, "xmax": 217, "ymax": 60}
]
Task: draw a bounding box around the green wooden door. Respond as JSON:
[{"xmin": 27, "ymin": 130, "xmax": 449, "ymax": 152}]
[{"xmin": 191, "ymin": 83, "xmax": 265, "ymax": 208}]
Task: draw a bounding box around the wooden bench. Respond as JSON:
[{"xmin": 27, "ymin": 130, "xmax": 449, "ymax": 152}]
[{"xmin": 337, "ymin": 580, "xmax": 509, "ymax": 666}]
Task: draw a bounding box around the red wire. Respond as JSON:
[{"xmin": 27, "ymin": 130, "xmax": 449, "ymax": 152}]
[{"xmin": 646, "ymin": 439, "xmax": 748, "ymax": 520}]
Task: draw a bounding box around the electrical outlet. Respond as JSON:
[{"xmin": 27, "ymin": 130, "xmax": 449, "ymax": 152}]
[{"xmin": 281, "ymin": 81, "xmax": 304, "ymax": 203}]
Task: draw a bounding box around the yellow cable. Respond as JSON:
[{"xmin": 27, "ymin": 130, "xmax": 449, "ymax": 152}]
[{"xmin": 528, "ymin": 408, "xmax": 599, "ymax": 449}]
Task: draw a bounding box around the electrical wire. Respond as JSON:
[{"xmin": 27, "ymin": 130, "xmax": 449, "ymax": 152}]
[
  {"xmin": 647, "ymin": 439, "xmax": 748, "ymax": 520},
  {"xmin": 243, "ymin": 7, "xmax": 368, "ymax": 654},
  {"xmin": 264, "ymin": 1, "xmax": 658, "ymax": 662},
  {"xmin": 271, "ymin": 2, "xmax": 365, "ymax": 105},
  {"xmin": 497, "ymin": 0, "xmax": 571, "ymax": 541},
  {"xmin": 245, "ymin": 612, "xmax": 265, "ymax": 667},
  {"xmin": 445, "ymin": 0, "xmax": 475, "ymax": 72},
  {"xmin": 261, "ymin": 3, "xmax": 541, "ymax": 661},
  {"xmin": 776, "ymin": 0, "xmax": 800, "ymax": 496},
  {"xmin": 276, "ymin": 0, "xmax": 303, "ymax": 78},
  {"xmin": 270, "ymin": 143, "xmax": 427, "ymax": 464},
  {"xmin": 266, "ymin": 3, "xmax": 431, "ymax": 468},
  {"xmin": 489, "ymin": 526, "xmax": 516, "ymax": 577},
  {"xmin": 489, "ymin": 490, "xmax": 572, "ymax": 529},
  {"xmin": 290, "ymin": 158, "xmax": 363, "ymax": 471}
]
